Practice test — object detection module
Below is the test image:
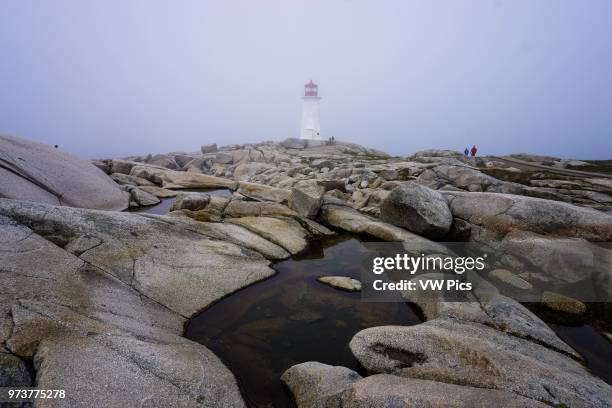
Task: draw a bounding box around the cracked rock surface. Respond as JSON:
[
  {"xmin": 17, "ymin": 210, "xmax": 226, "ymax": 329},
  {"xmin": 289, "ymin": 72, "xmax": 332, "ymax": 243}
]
[{"xmin": 0, "ymin": 200, "xmax": 278, "ymax": 407}]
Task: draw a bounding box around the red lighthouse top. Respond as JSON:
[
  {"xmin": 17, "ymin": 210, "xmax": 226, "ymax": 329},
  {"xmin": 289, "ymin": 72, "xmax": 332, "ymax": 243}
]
[{"xmin": 304, "ymin": 80, "xmax": 318, "ymax": 97}]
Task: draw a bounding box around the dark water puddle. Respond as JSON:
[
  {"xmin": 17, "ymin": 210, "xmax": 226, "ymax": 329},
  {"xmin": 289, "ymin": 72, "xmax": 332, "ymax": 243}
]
[
  {"xmin": 127, "ymin": 188, "xmax": 231, "ymax": 215},
  {"xmin": 185, "ymin": 235, "xmax": 421, "ymax": 407},
  {"xmin": 131, "ymin": 191, "xmax": 611, "ymax": 401},
  {"xmin": 525, "ymin": 302, "xmax": 612, "ymax": 385},
  {"xmin": 550, "ymin": 324, "xmax": 612, "ymax": 384}
]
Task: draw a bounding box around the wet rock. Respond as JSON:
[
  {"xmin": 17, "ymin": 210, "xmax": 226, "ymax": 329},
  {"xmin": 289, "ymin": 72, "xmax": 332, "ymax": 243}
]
[
  {"xmin": 318, "ymin": 276, "xmax": 362, "ymax": 292},
  {"xmin": 281, "ymin": 362, "xmax": 361, "ymax": 408},
  {"xmin": 350, "ymin": 319, "xmax": 612, "ymax": 407},
  {"xmin": 541, "ymin": 291, "xmax": 587, "ymax": 315},
  {"xmin": 0, "ymin": 351, "xmax": 31, "ymax": 387},
  {"xmin": 170, "ymin": 192, "xmax": 211, "ymax": 211},
  {"xmin": 381, "ymin": 182, "xmax": 453, "ymax": 239},
  {"xmin": 488, "ymin": 268, "xmax": 533, "ymax": 290},
  {"xmin": 0, "ymin": 134, "xmax": 128, "ymax": 211},
  {"xmin": 289, "ymin": 180, "xmax": 326, "ymax": 219}
]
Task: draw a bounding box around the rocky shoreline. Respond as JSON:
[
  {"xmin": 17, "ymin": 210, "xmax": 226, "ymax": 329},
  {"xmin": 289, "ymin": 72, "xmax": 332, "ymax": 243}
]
[{"xmin": 1, "ymin": 134, "xmax": 611, "ymax": 407}]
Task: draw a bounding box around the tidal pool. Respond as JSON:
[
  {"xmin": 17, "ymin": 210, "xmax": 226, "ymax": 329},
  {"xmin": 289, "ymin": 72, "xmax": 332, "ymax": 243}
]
[
  {"xmin": 185, "ymin": 235, "xmax": 422, "ymax": 407},
  {"xmin": 129, "ymin": 195, "xmax": 611, "ymax": 405}
]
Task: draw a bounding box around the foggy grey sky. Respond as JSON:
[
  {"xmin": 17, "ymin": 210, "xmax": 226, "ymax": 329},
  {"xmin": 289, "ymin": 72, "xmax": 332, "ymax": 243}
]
[{"xmin": 1, "ymin": 1, "xmax": 611, "ymax": 159}]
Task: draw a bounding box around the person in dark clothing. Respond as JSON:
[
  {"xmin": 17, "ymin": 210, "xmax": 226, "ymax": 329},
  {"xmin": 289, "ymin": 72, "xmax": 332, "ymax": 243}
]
[
  {"xmin": 464, "ymin": 147, "xmax": 469, "ymax": 156},
  {"xmin": 470, "ymin": 145, "xmax": 477, "ymax": 156}
]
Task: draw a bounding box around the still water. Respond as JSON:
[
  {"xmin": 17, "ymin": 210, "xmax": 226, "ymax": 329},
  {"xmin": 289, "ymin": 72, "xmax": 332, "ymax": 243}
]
[
  {"xmin": 185, "ymin": 235, "xmax": 422, "ymax": 407},
  {"xmin": 131, "ymin": 194, "xmax": 611, "ymax": 406}
]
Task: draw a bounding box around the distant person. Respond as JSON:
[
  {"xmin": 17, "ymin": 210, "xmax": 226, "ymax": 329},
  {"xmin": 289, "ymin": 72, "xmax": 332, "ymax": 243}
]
[
  {"xmin": 470, "ymin": 145, "xmax": 477, "ymax": 157},
  {"xmin": 331, "ymin": 135, "xmax": 335, "ymax": 145},
  {"xmin": 54, "ymin": 144, "xmax": 58, "ymax": 148},
  {"xmin": 463, "ymin": 147, "xmax": 469, "ymax": 156}
]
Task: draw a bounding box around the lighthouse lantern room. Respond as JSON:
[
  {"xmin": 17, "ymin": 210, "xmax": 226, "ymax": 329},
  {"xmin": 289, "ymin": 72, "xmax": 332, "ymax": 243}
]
[{"xmin": 300, "ymin": 80, "xmax": 322, "ymax": 140}]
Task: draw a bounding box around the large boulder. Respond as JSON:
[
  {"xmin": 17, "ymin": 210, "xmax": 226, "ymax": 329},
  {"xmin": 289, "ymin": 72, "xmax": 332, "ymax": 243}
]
[
  {"xmin": 0, "ymin": 134, "xmax": 128, "ymax": 210},
  {"xmin": 170, "ymin": 192, "xmax": 211, "ymax": 212},
  {"xmin": 125, "ymin": 185, "xmax": 161, "ymax": 207},
  {"xmin": 320, "ymin": 204, "xmax": 450, "ymax": 254},
  {"xmin": 443, "ymin": 191, "xmax": 612, "ymax": 241},
  {"xmin": 289, "ymin": 180, "xmax": 326, "ymax": 219},
  {"xmin": 281, "ymin": 362, "xmax": 361, "ymax": 407},
  {"xmin": 281, "ymin": 363, "xmax": 547, "ymax": 408},
  {"xmin": 380, "ymin": 182, "xmax": 453, "ymax": 239},
  {"xmin": 350, "ymin": 319, "xmax": 612, "ymax": 407}
]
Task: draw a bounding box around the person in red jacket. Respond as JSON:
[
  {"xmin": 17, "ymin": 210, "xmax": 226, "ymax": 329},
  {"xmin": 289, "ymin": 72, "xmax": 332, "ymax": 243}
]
[{"xmin": 470, "ymin": 145, "xmax": 478, "ymax": 156}]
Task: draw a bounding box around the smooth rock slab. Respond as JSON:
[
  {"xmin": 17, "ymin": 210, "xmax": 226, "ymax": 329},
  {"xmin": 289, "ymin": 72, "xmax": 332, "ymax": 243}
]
[
  {"xmin": 236, "ymin": 182, "xmax": 291, "ymax": 204},
  {"xmin": 443, "ymin": 191, "xmax": 612, "ymax": 241},
  {"xmin": 0, "ymin": 211, "xmax": 247, "ymax": 407},
  {"xmin": 0, "ymin": 199, "xmax": 275, "ymax": 318},
  {"xmin": 344, "ymin": 374, "xmax": 548, "ymax": 408},
  {"xmin": 0, "ymin": 134, "xmax": 128, "ymax": 210},
  {"xmin": 350, "ymin": 319, "xmax": 612, "ymax": 407},
  {"xmin": 226, "ymin": 216, "xmax": 308, "ymax": 254}
]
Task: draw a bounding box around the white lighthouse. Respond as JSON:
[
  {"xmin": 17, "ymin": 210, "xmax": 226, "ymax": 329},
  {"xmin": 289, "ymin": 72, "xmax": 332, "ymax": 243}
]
[{"xmin": 300, "ymin": 80, "xmax": 322, "ymax": 140}]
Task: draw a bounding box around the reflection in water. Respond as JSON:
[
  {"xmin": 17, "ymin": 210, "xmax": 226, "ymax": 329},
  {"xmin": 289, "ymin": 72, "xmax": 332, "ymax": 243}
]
[
  {"xmin": 127, "ymin": 188, "xmax": 231, "ymax": 215},
  {"xmin": 551, "ymin": 324, "xmax": 612, "ymax": 385},
  {"xmin": 185, "ymin": 236, "xmax": 421, "ymax": 407}
]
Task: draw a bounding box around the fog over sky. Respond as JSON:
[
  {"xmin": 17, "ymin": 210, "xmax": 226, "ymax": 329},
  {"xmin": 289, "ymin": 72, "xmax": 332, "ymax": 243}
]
[{"xmin": 1, "ymin": 1, "xmax": 611, "ymax": 159}]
